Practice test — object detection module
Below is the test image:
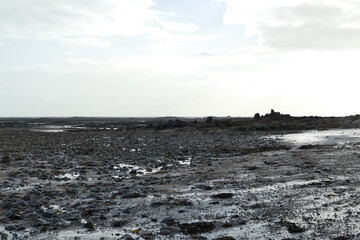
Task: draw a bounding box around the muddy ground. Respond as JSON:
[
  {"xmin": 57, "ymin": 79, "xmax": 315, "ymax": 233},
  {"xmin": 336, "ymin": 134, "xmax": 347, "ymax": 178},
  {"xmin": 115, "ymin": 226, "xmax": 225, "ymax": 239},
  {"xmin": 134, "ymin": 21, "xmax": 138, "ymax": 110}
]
[{"xmin": 0, "ymin": 128, "xmax": 360, "ymax": 239}]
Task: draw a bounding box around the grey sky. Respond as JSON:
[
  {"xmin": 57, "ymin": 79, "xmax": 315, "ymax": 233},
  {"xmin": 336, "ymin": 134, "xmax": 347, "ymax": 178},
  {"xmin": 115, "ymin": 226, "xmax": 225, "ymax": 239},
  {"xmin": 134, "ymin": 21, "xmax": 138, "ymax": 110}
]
[{"xmin": 1, "ymin": 0, "xmax": 359, "ymax": 117}]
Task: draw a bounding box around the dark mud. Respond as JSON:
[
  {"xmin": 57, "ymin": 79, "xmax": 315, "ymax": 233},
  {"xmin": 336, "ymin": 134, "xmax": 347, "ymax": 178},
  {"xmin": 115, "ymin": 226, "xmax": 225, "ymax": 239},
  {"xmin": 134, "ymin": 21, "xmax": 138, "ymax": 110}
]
[{"xmin": 0, "ymin": 127, "xmax": 360, "ymax": 239}]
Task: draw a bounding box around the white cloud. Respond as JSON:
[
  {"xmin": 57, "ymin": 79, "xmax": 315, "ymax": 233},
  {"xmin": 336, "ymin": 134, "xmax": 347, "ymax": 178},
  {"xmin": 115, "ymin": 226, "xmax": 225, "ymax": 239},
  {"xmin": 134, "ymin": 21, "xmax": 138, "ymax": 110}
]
[
  {"xmin": 147, "ymin": 42, "xmax": 174, "ymax": 52},
  {"xmin": 62, "ymin": 37, "xmax": 112, "ymax": 47},
  {"xmin": 2, "ymin": 47, "xmax": 360, "ymax": 116},
  {"xmin": 161, "ymin": 21, "xmax": 199, "ymax": 33},
  {"xmin": 219, "ymin": 0, "xmax": 360, "ymax": 50},
  {"xmin": 0, "ymin": 0, "xmax": 202, "ymax": 41}
]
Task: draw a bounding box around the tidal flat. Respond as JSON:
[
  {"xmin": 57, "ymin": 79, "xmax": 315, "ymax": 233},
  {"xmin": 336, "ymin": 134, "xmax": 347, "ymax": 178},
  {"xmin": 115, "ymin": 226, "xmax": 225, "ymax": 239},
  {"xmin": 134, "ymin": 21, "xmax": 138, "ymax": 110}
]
[{"xmin": 0, "ymin": 120, "xmax": 360, "ymax": 239}]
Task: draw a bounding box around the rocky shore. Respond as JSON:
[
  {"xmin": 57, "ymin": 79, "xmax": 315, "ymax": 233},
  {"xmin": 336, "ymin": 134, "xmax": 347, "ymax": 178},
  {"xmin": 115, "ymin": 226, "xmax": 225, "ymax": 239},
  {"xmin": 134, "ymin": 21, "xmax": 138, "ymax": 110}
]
[{"xmin": 0, "ymin": 116, "xmax": 360, "ymax": 239}]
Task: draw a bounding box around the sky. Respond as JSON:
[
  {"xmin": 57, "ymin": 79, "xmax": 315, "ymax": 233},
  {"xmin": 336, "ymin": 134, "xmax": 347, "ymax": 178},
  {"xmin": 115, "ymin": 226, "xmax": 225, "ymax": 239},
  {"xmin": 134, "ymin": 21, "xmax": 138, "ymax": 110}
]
[{"xmin": 1, "ymin": 0, "xmax": 360, "ymax": 117}]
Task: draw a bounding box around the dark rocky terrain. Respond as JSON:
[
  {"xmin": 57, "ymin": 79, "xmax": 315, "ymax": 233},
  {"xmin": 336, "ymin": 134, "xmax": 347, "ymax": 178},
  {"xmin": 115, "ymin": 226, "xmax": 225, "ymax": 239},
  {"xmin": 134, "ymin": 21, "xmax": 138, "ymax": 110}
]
[
  {"xmin": 1, "ymin": 109, "xmax": 360, "ymax": 132},
  {"xmin": 0, "ymin": 112, "xmax": 360, "ymax": 239}
]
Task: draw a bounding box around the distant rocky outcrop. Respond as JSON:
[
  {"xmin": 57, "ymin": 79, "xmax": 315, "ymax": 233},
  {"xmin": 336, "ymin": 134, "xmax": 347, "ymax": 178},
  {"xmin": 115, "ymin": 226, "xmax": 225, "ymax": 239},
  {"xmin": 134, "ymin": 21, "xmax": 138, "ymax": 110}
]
[{"xmin": 254, "ymin": 109, "xmax": 291, "ymax": 120}]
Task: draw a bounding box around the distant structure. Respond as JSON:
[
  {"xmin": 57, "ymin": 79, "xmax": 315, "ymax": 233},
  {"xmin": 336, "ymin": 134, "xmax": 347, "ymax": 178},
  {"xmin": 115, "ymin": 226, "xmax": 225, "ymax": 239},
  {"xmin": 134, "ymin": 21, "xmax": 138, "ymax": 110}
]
[{"xmin": 254, "ymin": 109, "xmax": 291, "ymax": 120}]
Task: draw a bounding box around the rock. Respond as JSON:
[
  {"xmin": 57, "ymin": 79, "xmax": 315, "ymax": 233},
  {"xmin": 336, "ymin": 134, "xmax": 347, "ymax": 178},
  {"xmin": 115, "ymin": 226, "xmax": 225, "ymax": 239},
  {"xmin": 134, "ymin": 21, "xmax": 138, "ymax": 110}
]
[
  {"xmin": 197, "ymin": 185, "xmax": 212, "ymax": 191},
  {"xmin": 5, "ymin": 208, "xmax": 22, "ymax": 220},
  {"xmin": 112, "ymin": 220, "xmax": 126, "ymax": 227},
  {"xmin": 333, "ymin": 236, "xmax": 353, "ymax": 240},
  {"xmin": 160, "ymin": 226, "xmax": 181, "ymax": 235},
  {"xmin": 83, "ymin": 221, "xmax": 95, "ymax": 230},
  {"xmin": 299, "ymin": 144, "xmax": 319, "ymax": 149},
  {"xmin": 4, "ymin": 224, "xmax": 23, "ymax": 231},
  {"xmin": 211, "ymin": 193, "xmax": 234, "ymax": 199},
  {"xmin": 213, "ymin": 237, "xmax": 236, "ymax": 240},
  {"xmin": 0, "ymin": 232, "xmax": 8, "ymax": 240},
  {"xmin": 1, "ymin": 155, "xmax": 11, "ymax": 163},
  {"xmin": 123, "ymin": 192, "xmax": 145, "ymax": 198},
  {"xmin": 141, "ymin": 231, "xmax": 155, "ymax": 239},
  {"xmin": 120, "ymin": 234, "xmax": 135, "ymax": 240},
  {"xmin": 160, "ymin": 217, "xmax": 176, "ymax": 225},
  {"xmin": 206, "ymin": 117, "xmax": 213, "ymax": 123},
  {"xmin": 179, "ymin": 222, "xmax": 216, "ymax": 235},
  {"xmin": 284, "ymin": 222, "xmax": 305, "ymax": 233},
  {"xmin": 150, "ymin": 201, "xmax": 164, "ymax": 207}
]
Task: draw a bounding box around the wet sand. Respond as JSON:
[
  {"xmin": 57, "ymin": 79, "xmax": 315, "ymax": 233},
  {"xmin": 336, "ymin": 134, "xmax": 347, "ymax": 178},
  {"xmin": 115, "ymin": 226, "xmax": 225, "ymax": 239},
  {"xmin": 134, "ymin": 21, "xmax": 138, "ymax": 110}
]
[{"xmin": 0, "ymin": 128, "xmax": 360, "ymax": 239}]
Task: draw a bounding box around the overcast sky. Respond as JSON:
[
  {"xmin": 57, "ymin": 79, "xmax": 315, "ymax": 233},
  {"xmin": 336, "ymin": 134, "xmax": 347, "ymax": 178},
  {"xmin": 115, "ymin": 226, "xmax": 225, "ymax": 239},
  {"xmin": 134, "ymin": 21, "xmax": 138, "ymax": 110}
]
[{"xmin": 1, "ymin": 0, "xmax": 359, "ymax": 117}]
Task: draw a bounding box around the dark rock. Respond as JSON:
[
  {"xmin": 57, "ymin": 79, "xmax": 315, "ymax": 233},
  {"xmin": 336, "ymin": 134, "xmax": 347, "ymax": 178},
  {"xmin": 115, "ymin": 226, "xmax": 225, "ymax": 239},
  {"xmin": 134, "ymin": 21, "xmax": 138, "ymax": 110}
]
[
  {"xmin": 206, "ymin": 117, "xmax": 213, "ymax": 123},
  {"xmin": 263, "ymin": 109, "xmax": 291, "ymax": 120},
  {"xmin": 123, "ymin": 207, "xmax": 131, "ymax": 214},
  {"xmin": 179, "ymin": 222, "xmax": 215, "ymax": 235},
  {"xmin": 171, "ymin": 199, "xmax": 193, "ymax": 206},
  {"xmin": 5, "ymin": 208, "xmax": 22, "ymax": 220},
  {"xmin": 1, "ymin": 155, "xmax": 11, "ymax": 163},
  {"xmin": 160, "ymin": 226, "xmax": 181, "ymax": 235},
  {"xmin": 211, "ymin": 193, "xmax": 234, "ymax": 199},
  {"xmin": 112, "ymin": 220, "xmax": 126, "ymax": 227},
  {"xmin": 299, "ymin": 144, "xmax": 320, "ymax": 149},
  {"xmin": 197, "ymin": 184, "xmax": 212, "ymax": 191},
  {"xmin": 123, "ymin": 192, "xmax": 145, "ymax": 198},
  {"xmin": 0, "ymin": 232, "xmax": 8, "ymax": 240},
  {"xmin": 165, "ymin": 119, "xmax": 187, "ymax": 128},
  {"xmin": 83, "ymin": 221, "xmax": 95, "ymax": 230},
  {"xmin": 161, "ymin": 217, "xmax": 176, "ymax": 225},
  {"xmin": 150, "ymin": 201, "xmax": 164, "ymax": 207},
  {"xmin": 28, "ymin": 201, "xmax": 42, "ymax": 208},
  {"xmin": 141, "ymin": 231, "xmax": 155, "ymax": 239},
  {"xmin": 332, "ymin": 236, "xmax": 353, "ymax": 240},
  {"xmin": 213, "ymin": 237, "xmax": 236, "ymax": 240},
  {"xmin": 4, "ymin": 224, "xmax": 21, "ymax": 231},
  {"xmin": 284, "ymin": 222, "xmax": 305, "ymax": 233}
]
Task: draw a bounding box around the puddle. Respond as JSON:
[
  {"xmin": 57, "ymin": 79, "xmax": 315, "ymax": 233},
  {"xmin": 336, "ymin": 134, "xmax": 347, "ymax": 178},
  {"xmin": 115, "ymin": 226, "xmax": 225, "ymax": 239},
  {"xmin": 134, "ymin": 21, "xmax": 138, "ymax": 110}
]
[
  {"xmin": 114, "ymin": 163, "xmax": 161, "ymax": 176},
  {"xmin": 5, "ymin": 185, "xmax": 30, "ymax": 191},
  {"xmin": 19, "ymin": 228, "xmax": 136, "ymax": 240},
  {"xmin": 55, "ymin": 172, "xmax": 80, "ymax": 180},
  {"xmin": 269, "ymin": 129, "xmax": 360, "ymax": 146},
  {"xmin": 179, "ymin": 157, "xmax": 192, "ymax": 166},
  {"xmin": 30, "ymin": 125, "xmax": 88, "ymax": 133}
]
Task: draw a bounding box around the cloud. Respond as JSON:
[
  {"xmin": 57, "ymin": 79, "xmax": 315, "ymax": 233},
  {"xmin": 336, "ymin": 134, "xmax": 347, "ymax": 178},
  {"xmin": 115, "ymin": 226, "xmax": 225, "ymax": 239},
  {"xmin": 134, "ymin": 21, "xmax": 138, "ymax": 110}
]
[
  {"xmin": 0, "ymin": 0, "xmax": 201, "ymax": 41},
  {"xmin": 147, "ymin": 42, "xmax": 173, "ymax": 52},
  {"xmin": 62, "ymin": 37, "xmax": 112, "ymax": 47},
  {"xmin": 2, "ymin": 47, "xmax": 360, "ymax": 117},
  {"xmin": 219, "ymin": 0, "xmax": 360, "ymax": 50},
  {"xmin": 161, "ymin": 21, "xmax": 199, "ymax": 33}
]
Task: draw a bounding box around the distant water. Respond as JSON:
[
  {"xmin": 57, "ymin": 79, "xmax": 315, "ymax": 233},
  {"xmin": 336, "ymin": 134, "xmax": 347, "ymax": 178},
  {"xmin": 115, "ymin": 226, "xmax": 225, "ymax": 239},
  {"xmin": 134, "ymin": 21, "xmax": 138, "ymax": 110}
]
[
  {"xmin": 30, "ymin": 125, "xmax": 87, "ymax": 132},
  {"xmin": 271, "ymin": 128, "xmax": 360, "ymax": 146}
]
